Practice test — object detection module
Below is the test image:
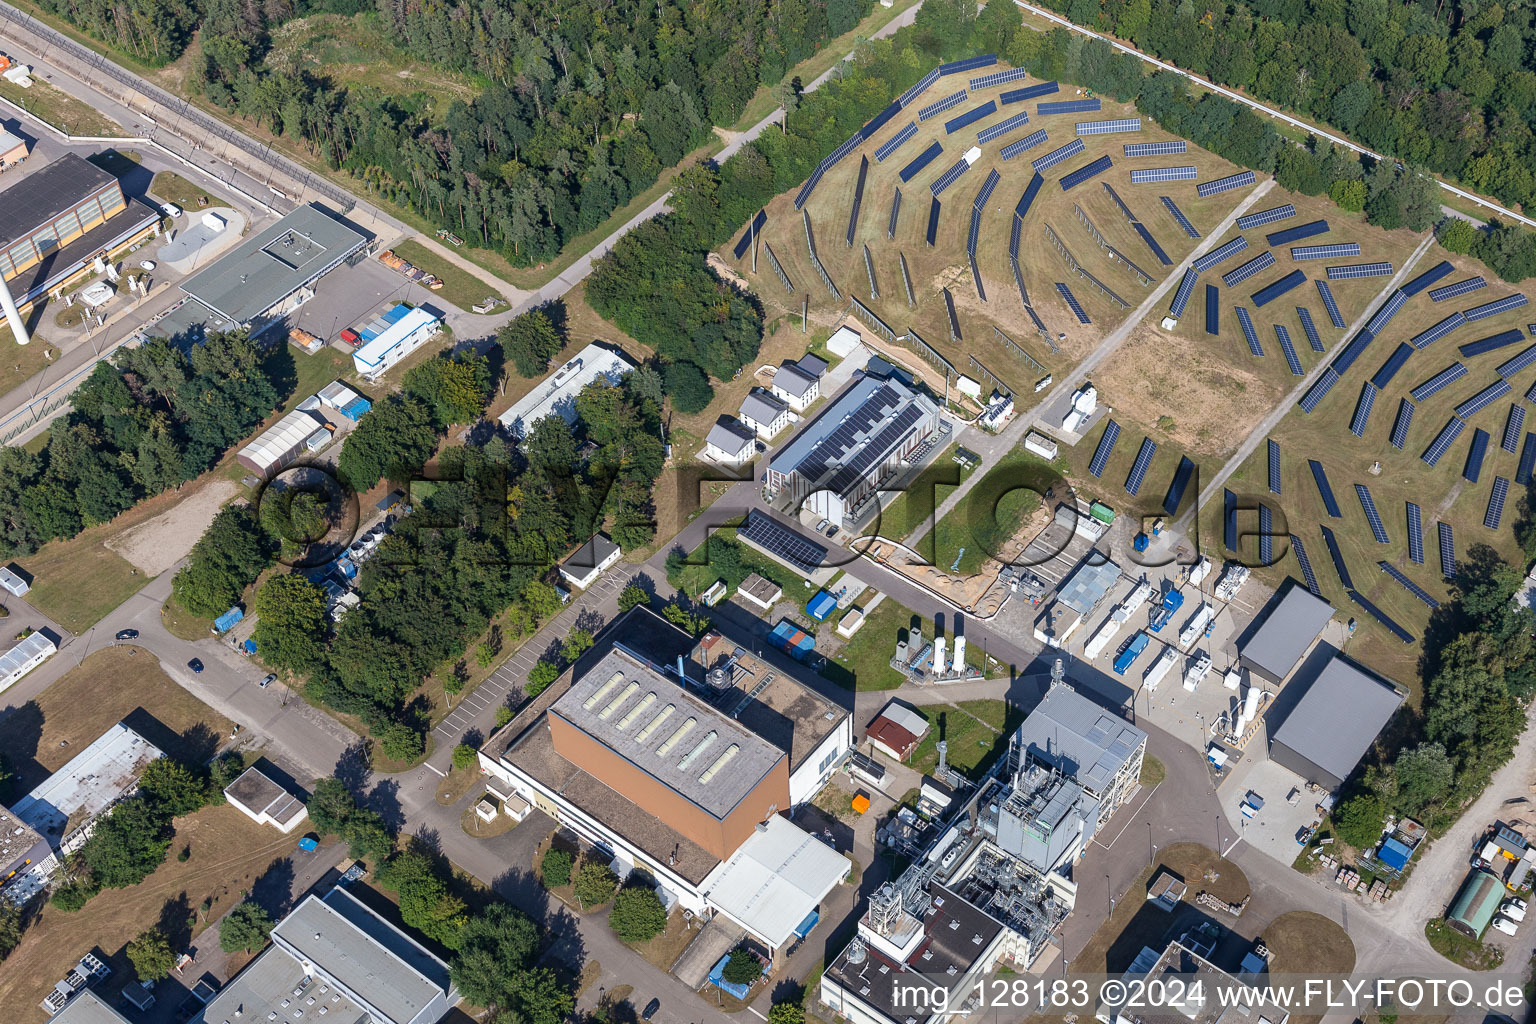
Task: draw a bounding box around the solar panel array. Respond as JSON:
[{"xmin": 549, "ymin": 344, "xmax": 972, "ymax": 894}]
[
  {"xmin": 1370, "ymin": 342, "xmax": 1414, "ymax": 389},
  {"xmin": 1088, "ymin": 419, "xmax": 1121, "ymax": 477},
  {"xmin": 1428, "ymin": 276, "xmax": 1486, "ymax": 302},
  {"xmin": 1411, "ymin": 362, "xmax": 1468, "ymax": 401},
  {"xmin": 1349, "ymin": 382, "xmax": 1378, "ymax": 437},
  {"xmin": 738, "ymin": 510, "xmax": 827, "ymax": 573},
  {"xmin": 1406, "ymin": 502, "xmax": 1424, "ymax": 564},
  {"xmin": 1486, "ymin": 476, "xmax": 1510, "ymax": 529},
  {"xmin": 1291, "ymin": 533, "xmax": 1321, "ymax": 595},
  {"xmin": 1298, "ymin": 365, "xmax": 1340, "ymax": 413},
  {"xmin": 1459, "ymin": 329, "xmax": 1525, "ymax": 357},
  {"xmin": 1355, "ymin": 484, "xmax": 1389, "ymax": 543},
  {"xmin": 926, "ymin": 197, "xmax": 941, "ymax": 246},
  {"xmin": 1230, "ymin": 206, "xmax": 1294, "ymax": 231},
  {"xmin": 966, "ymin": 207, "xmax": 981, "ymax": 260},
  {"xmin": 1266, "ymin": 220, "xmax": 1329, "ymax": 246},
  {"xmin": 1321, "ymin": 525, "xmax": 1353, "ymax": 589},
  {"xmin": 1125, "ymin": 140, "xmax": 1187, "ymax": 156},
  {"xmin": 1464, "ymin": 427, "xmax": 1490, "ymax": 483},
  {"xmin": 1292, "ymin": 242, "xmax": 1361, "ymax": 261},
  {"xmin": 897, "ymin": 68, "xmax": 940, "ymax": 107},
  {"xmin": 1332, "ymin": 328, "xmax": 1377, "ymax": 375},
  {"xmin": 875, "ymin": 122, "xmax": 919, "ymax": 162},
  {"xmin": 1497, "ymin": 344, "xmax": 1536, "ymax": 379},
  {"xmin": 1366, "ymin": 290, "xmax": 1409, "ymax": 335},
  {"xmin": 1421, "ymin": 416, "xmax": 1465, "ymax": 467},
  {"xmin": 1258, "ymin": 504, "xmax": 1274, "ymax": 564},
  {"xmin": 1316, "ymin": 280, "xmax": 1346, "ymax": 328},
  {"xmin": 1076, "ymin": 118, "xmax": 1141, "ymax": 135},
  {"xmin": 1058, "ymin": 155, "xmax": 1114, "ymax": 190},
  {"xmin": 1056, "ymin": 282, "xmax": 1091, "ymax": 323},
  {"xmin": 1267, "ymin": 438, "xmax": 1281, "ymax": 494},
  {"xmin": 1129, "ymin": 166, "xmax": 1198, "ymax": 183},
  {"xmin": 1297, "ymin": 306, "xmax": 1325, "ymax": 352},
  {"xmin": 1327, "ymin": 262, "xmax": 1394, "ymax": 279},
  {"xmin": 1454, "ymin": 379, "xmax": 1511, "ymax": 419},
  {"xmin": 1310, "ymin": 459, "xmax": 1343, "ymax": 517},
  {"xmin": 1160, "ymin": 197, "xmax": 1200, "ymax": 239},
  {"xmin": 1197, "ymin": 170, "xmax": 1256, "ymax": 196},
  {"xmin": 1132, "ymin": 222, "xmax": 1172, "ymax": 266},
  {"xmin": 1221, "ymin": 252, "xmax": 1275, "ymax": 287},
  {"xmin": 1520, "ymin": 433, "xmax": 1536, "ymax": 487},
  {"xmin": 1464, "ymin": 294, "xmax": 1529, "ymax": 321},
  {"xmin": 888, "ymin": 188, "xmax": 902, "ymax": 240},
  {"xmin": 973, "ymin": 168, "xmax": 1001, "ymax": 213},
  {"xmin": 1411, "ymin": 312, "xmax": 1467, "ymax": 350},
  {"xmin": 1192, "ymin": 236, "xmax": 1249, "ymax": 272},
  {"xmin": 1038, "ymin": 99, "xmax": 1101, "ymax": 115},
  {"xmin": 1206, "ymin": 284, "xmax": 1220, "ymax": 336},
  {"xmin": 1402, "ymin": 260, "xmax": 1455, "ymax": 297},
  {"xmin": 1351, "ymin": 593, "xmax": 1415, "ymax": 644},
  {"xmin": 1000, "ymin": 129, "xmax": 1049, "ymax": 161},
  {"xmin": 1169, "ymin": 268, "xmax": 1198, "ymax": 318},
  {"xmin": 1235, "ymin": 306, "xmax": 1261, "ymax": 355},
  {"xmin": 930, "ymin": 157, "xmax": 972, "ymax": 196},
  {"xmin": 917, "ymin": 89, "xmax": 968, "ymax": 121},
  {"xmin": 1000, "ymin": 81, "xmax": 1059, "ymax": 104},
  {"xmin": 846, "ymin": 156, "xmax": 869, "ymax": 246},
  {"xmin": 1164, "ymin": 456, "xmax": 1196, "ymax": 515},
  {"xmin": 970, "ymin": 67, "xmax": 1030, "ymax": 90},
  {"xmin": 1124, "ymin": 437, "xmax": 1157, "ymax": 496},
  {"xmin": 898, "ymin": 142, "xmax": 943, "ymax": 183},
  {"xmin": 944, "ymin": 100, "xmax": 997, "ymax": 135},
  {"xmin": 732, "ymin": 208, "xmax": 768, "ymax": 259},
  {"xmin": 1378, "ymin": 562, "xmax": 1439, "ymax": 609},
  {"xmin": 938, "ymin": 54, "xmax": 996, "ymax": 75},
  {"xmin": 1223, "ymin": 490, "xmax": 1237, "ymax": 552},
  {"xmin": 1251, "ymin": 270, "xmax": 1307, "ymax": 307},
  {"xmin": 1394, "ymin": 399, "xmax": 1413, "ymax": 451},
  {"xmin": 1015, "ymin": 172, "xmax": 1044, "ymax": 223},
  {"xmin": 1504, "ymin": 404, "xmax": 1525, "ymax": 453},
  {"xmin": 1439, "ymin": 521, "xmax": 1457, "ymax": 578},
  {"xmin": 1032, "ymin": 138, "xmax": 1086, "ymax": 173},
  {"xmin": 978, "ymin": 110, "xmax": 1031, "ymax": 144},
  {"xmin": 1275, "ymin": 323, "xmax": 1304, "ymax": 375}
]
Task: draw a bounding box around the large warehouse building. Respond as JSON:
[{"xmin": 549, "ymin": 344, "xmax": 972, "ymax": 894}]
[
  {"xmin": 1237, "ymin": 581, "xmax": 1335, "ymax": 684},
  {"xmin": 0, "ymin": 153, "xmax": 159, "ymax": 315},
  {"xmin": 763, "ymin": 370, "xmax": 941, "ymax": 529},
  {"xmin": 479, "ymin": 607, "xmax": 852, "ymax": 953}
]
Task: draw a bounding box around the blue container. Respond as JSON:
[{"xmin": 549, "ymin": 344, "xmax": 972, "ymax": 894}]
[{"xmin": 213, "ymin": 606, "xmax": 244, "ymax": 633}]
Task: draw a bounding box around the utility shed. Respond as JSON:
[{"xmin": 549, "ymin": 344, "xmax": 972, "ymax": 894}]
[
  {"xmin": 1446, "ymin": 870, "xmax": 1504, "ymax": 937},
  {"xmin": 1238, "ymin": 581, "xmax": 1335, "ymax": 683},
  {"xmin": 1268, "ymin": 648, "xmax": 1404, "ymax": 790},
  {"xmin": 236, "ymin": 408, "xmax": 326, "ymax": 478}
]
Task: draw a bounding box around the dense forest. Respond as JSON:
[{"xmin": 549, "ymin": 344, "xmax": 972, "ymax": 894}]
[{"xmin": 36, "ymin": 0, "xmax": 870, "ymax": 266}]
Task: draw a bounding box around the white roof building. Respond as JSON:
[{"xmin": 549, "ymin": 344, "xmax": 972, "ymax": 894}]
[
  {"xmin": 0, "ymin": 631, "xmax": 55, "ymax": 693},
  {"xmin": 701, "ymin": 814, "xmax": 849, "ymax": 949},
  {"xmin": 497, "ymin": 341, "xmax": 636, "ymax": 437},
  {"xmin": 224, "ymin": 765, "xmax": 309, "ymax": 833},
  {"xmin": 0, "ymin": 565, "xmax": 28, "ymax": 596},
  {"xmin": 352, "ymin": 307, "xmax": 441, "ymax": 379},
  {"xmin": 11, "ymin": 722, "xmax": 162, "ymax": 862},
  {"xmin": 236, "ymin": 408, "xmax": 326, "ymax": 478}
]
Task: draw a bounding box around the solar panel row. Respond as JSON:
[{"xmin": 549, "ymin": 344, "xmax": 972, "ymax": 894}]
[
  {"xmin": 1349, "ymin": 382, "xmax": 1378, "ymax": 438},
  {"xmin": 1275, "ymin": 323, "xmax": 1304, "ymax": 375},
  {"xmin": 898, "ymin": 142, "xmax": 943, "ymax": 183},
  {"xmin": 1295, "ymin": 306, "xmax": 1324, "ymax": 352},
  {"xmin": 1224, "ymin": 490, "xmax": 1237, "ymax": 552},
  {"xmin": 1401, "ymin": 260, "xmax": 1454, "ymax": 297},
  {"xmin": 1464, "ymin": 293, "xmax": 1529, "ymax": 321},
  {"xmin": 1258, "ymin": 504, "xmax": 1274, "ymax": 564},
  {"xmin": 874, "ymin": 122, "xmax": 919, "ymax": 162},
  {"xmin": 1000, "ymin": 81, "xmax": 1060, "ymax": 104},
  {"xmin": 1464, "ymin": 427, "xmax": 1490, "ymax": 483},
  {"xmin": 1076, "ymin": 118, "xmax": 1141, "ymax": 135},
  {"xmin": 973, "ymin": 168, "xmax": 1002, "ymax": 212},
  {"xmin": 1268, "ymin": 438, "xmax": 1281, "ymax": 494},
  {"xmin": 1331, "ymin": 328, "xmax": 1376, "ymax": 376},
  {"xmin": 1160, "ymin": 196, "xmax": 1200, "ymax": 238},
  {"xmin": 1453, "ymin": 379, "xmax": 1512, "ymax": 420},
  {"xmin": 1015, "ymin": 172, "xmax": 1045, "ymax": 223},
  {"xmin": 1310, "ymin": 459, "xmax": 1343, "ymax": 517},
  {"xmin": 1422, "ymin": 416, "xmax": 1466, "ymax": 467},
  {"xmin": 1125, "ymin": 140, "xmax": 1187, "ymax": 156},
  {"xmin": 1496, "ymin": 344, "xmax": 1536, "ymax": 379},
  {"xmin": 1192, "ymin": 236, "xmax": 1249, "ymax": 272},
  {"xmin": 938, "ymin": 54, "xmax": 997, "ymax": 75},
  {"xmin": 1205, "ymin": 284, "xmax": 1220, "ymax": 337},
  {"xmin": 1504, "ymin": 404, "xmax": 1526, "ymax": 454},
  {"xmin": 1520, "ymin": 433, "xmax": 1536, "ymax": 487},
  {"xmin": 1124, "ymin": 437, "xmax": 1157, "ymax": 496},
  {"xmin": 1410, "ymin": 362, "xmax": 1468, "ymax": 402},
  {"xmin": 1132, "ymin": 223, "xmax": 1172, "ymax": 266},
  {"xmin": 1291, "ymin": 243, "xmax": 1361, "ymax": 261},
  {"xmin": 1266, "ymin": 220, "xmax": 1330, "ymax": 246},
  {"xmin": 1356, "ymin": 483, "xmax": 1389, "ymax": 543},
  {"xmin": 1197, "ymin": 171, "xmax": 1256, "ymax": 197},
  {"xmin": 1221, "ymin": 251, "xmax": 1275, "ymax": 287},
  {"xmin": 1088, "ymin": 420, "xmax": 1121, "ymax": 477},
  {"xmin": 999, "ymin": 130, "xmax": 1049, "ymax": 161},
  {"xmin": 926, "ymin": 197, "xmax": 941, "ymax": 247},
  {"xmin": 1378, "ymin": 562, "xmax": 1440, "ymax": 609},
  {"xmin": 1316, "ymin": 279, "xmax": 1346, "ymax": 328},
  {"xmin": 888, "ymin": 188, "xmax": 902, "ymax": 240},
  {"xmin": 1291, "ymin": 533, "xmax": 1322, "ymax": 595},
  {"xmin": 1428, "ymin": 276, "xmax": 1486, "ymax": 302},
  {"xmin": 1236, "ymin": 305, "xmax": 1261, "ymax": 355},
  {"xmin": 1439, "ymin": 521, "xmax": 1457, "ymax": 579},
  {"xmin": 1327, "ymin": 262, "xmax": 1394, "ymax": 279},
  {"xmin": 732, "ymin": 208, "xmax": 768, "ymax": 259},
  {"xmin": 970, "ymin": 67, "xmax": 1030, "ymax": 90},
  {"xmin": 1056, "ymin": 282, "xmax": 1091, "ymax": 323},
  {"xmin": 1370, "ymin": 342, "xmax": 1414, "ymax": 390},
  {"xmin": 1298, "ymin": 365, "xmax": 1340, "ymax": 413},
  {"xmin": 1411, "ymin": 311, "xmax": 1467, "ymax": 350},
  {"xmin": 1366, "ymin": 290, "xmax": 1409, "ymax": 335},
  {"xmin": 1032, "ymin": 138, "xmax": 1086, "ymax": 173},
  {"xmin": 1251, "ymin": 270, "xmax": 1307, "ymax": 307},
  {"xmin": 1459, "ymin": 329, "xmax": 1526, "ymax": 358},
  {"xmin": 1321, "ymin": 525, "xmax": 1354, "ymax": 589},
  {"xmin": 1129, "ymin": 166, "xmax": 1198, "ymax": 183},
  {"xmin": 1487, "ymin": 476, "xmax": 1510, "ymax": 530},
  {"xmin": 1038, "ymin": 99, "xmax": 1101, "ymax": 115},
  {"xmin": 944, "ymin": 101, "xmax": 997, "ymax": 135},
  {"xmin": 917, "ymin": 89, "xmax": 968, "ymax": 121},
  {"xmin": 1058, "ymin": 155, "xmax": 1114, "ymax": 191},
  {"xmin": 1237, "ymin": 205, "xmax": 1296, "ymax": 229},
  {"xmin": 897, "ymin": 68, "xmax": 941, "ymax": 107},
  {"xmin": 1164, "ymin": 456, "xmax": 1195, "ymax": 515},
  {"xmin": 930, "ymin": 157, "xmax": 972, "ymax": 196},
  {"xmin": 1406, "ymin": 502, "xmax": 1424, "ymax": 565},
  {"xmin": 1169, "ymin": 268, "xmax": 1199, "ymax": 318},
  {"xmin": 977, "ymin": 110, "xmax": 1031, "ymax": 145}
]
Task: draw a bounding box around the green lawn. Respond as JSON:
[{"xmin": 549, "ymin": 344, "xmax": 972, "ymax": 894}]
[
  {"xmin": 150, "ymin": 171, "xmax": 231, "ymax": 214},
  {"xmin": 17, "ymin": 541, "xmax": 144, "ymax": 633},
  {"xmin": 907, "ymin": 701, "xmax": 1015, "ymax": 780},
  {"xmin": 921, "ymin": 449, "xmax": 1056, "ymax": 574},
  {"xmin": 389, "ymin": 239, "xmax": 507, "ymax": 314},
  {"xmin": 0, "ymin": 74, "xmax": 123, "ymax": 136},
  {"xmin": 823, "ymin": 599, "xmax": 916, "ymax": 691},
  {"xmin": 865, "ymin": 444, "xmax": 967, "ymax": 540}
]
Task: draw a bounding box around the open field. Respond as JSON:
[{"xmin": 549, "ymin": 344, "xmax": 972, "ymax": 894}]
[
  {"xmin": 389, "ymin": 239, "xmax": 507, "ymax": 314},
  {"xmin": 150, "ymin": 171, "xmax": 231, "ymax": 215},
  {"xmin": 16, "ymin": 534, "xmax": 146, "ymax": 634},
  {"xmin": 823, "ymin": 598, "xmax": 916, "ymax": 691},
  {"xmin": 0, "ymin": 335, "xmax": 61, "ymax": 398},
  {"xmin": 1196, "ymin": 245, "xmax": 1534, "ymax": 696},
  {"xmin": 907, "ymin": 699, "xmax": 1020, "ymax": 779},
  {"xmin": 0, "ymin": 74, "xmax": 124, "ymax": 136},
  {"xmin": 265, "ymin": 13, "xmax": 479, "ymax": 110},
  {"xmin": 922, "ymin": 448, "xmax": 1055, "ymax": 574},
  {"xmin": 0, "ymin": 645, "xmax": 233, "ymax": 792}
]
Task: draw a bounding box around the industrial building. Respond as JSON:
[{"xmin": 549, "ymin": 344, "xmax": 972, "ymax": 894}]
[
  {"xmin": 739, "ymin": 389, "xmax": 792, "ymax": 439},
  {"xmin": 0, "ymin": 129, "xmax": 28, "ymax": 169},
  {"xmin": 236, "ymin": 407, "xmax": 329, "ymax": 479},
  {"xmin": 223, "ymin": 765, "xmax": 309, "ymax": 833},
  {"xmin": 1098, "ymin": 938, "xmax": 1290, "ymax": 1024},
  {"xmin": 0, "ymin": 630, "xmax": 56, "ymax": 692},
  {"xmin": 497, "ymin": 341, "xmax": 636, "ymax": 437},
  {"xmin": 764, "ymin": 372, "xmax": 942, "ymax": 529},
  {"xmin": 736, "ymin": 573, "xmax": 783, "ymax": 612},
  {"xmin": 557, "ymin": 532, "xmax": 622, "ymax": 589},
  {"xmin": 1011, "ymin": 681, "xmax": 1146, "ymax": 812},
  {"xmin": 1238, "ymin": 581, "xmax": 1335, "ymax": 684},
  {"xmin": 1267, "ymin": 647, "xmax": 1404, "ymax": 790},
  {"xmin": 197, "ymin": 884, "xmax": 457, "ymax": 1024},
  {"xmin": 318, "ymin": 380, "xmax": 372, "ymax": 421},
  {"xmin": 705, "ymin": 417, "xmax": 757, "ymax": 465},
  {"xmin": 352, "ymin": 306, "xmax": 442, "ymax": 379},
  {"xmin": 1445, "ymin": 869, "xmax": 1504, "ymax": 938},
  {"xmin": 49, "ymin": 989, "xmax": 130, "ymax": 1024},
  {"xmin": 478, "ymin": 608, "xmax": 852, "ymax": 947}
]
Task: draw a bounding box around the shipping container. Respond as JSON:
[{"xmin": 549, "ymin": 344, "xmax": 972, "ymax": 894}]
[
  {"xmin": 1112, "ymin": 631, "xmax": 1150, "ymax": 674},
  {"xmin": 1143, "ymin": 644, "xmax": 1178, "ymax": 690},
  {"xmin": 213, "ymin": 606, "xmax": 244, "ymax": 633}
]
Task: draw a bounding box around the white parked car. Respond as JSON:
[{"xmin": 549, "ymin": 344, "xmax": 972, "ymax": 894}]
[
  {"xmin": 1502, "ymin": 901, "xmax": 1527, "ymax": 922},
  {"xmin": 160, "ymin": 202, "xmax": 182, "ymax": 218},
  {"xmin": 139, "ymin": 259, "xmax": 156, "ymax": 271},
  {"xmin": 1492, "ymin": 915, "xmax": 1519, "ymax": 936}
]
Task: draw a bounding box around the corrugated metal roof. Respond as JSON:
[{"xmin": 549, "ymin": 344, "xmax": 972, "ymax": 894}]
[
  {"xmin": 238, "ymin": 408, "xmax": 326, "ymax": 472},
  {"xmin": 0, "ymin": 630, "xmax": 52, "ymax": 682}
]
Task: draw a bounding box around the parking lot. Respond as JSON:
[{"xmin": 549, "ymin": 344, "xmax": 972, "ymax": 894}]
[{"xmin": 289, "ymin": 256, "xmax": 450, "ymax": 350}]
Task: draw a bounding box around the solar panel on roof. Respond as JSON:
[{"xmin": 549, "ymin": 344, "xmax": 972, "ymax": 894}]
[
  {"xmin": 1266, "ymin": 220, "xmax": 1329, "ymax": 246},
  {"xmin": 930, "ymin": 157, "xmax": 973, "ymax": 196},
  {"xmin": 1464, "ymin": 294, "xmax": 1529, "ymax": 321},
  {"xmin": 1438, "ymin": 521, "xmax": 1456, "ymax": 578},
  {"xmin": 978, "ymin": 110, "xmax": 1031, "ymax": 144},
  {"xmin": 1192, "ymin": 237, "xmax": 1249, "ymax": 272},
  {"xmin": 1059, "ymin": 155, "xmax": 1114, "ymax": 190},
  {"xmin": 1401, "ymin": 260, "xmax": 1454, "ymax": 297},
  {"xmin": 1275, "ymin": 324, "xmax": 1304, "ymax": 375},
  {"xmin": 1459, "ymin": 329, "xmax": 1526, "ymax": 357},
  {"xmin": 1316, "ymin": 279, "xmax": 1346, "ymax": 328},
  {"xmin": 1237, "ymin": 205, "xmax": 1296, "ymax": 229},
  {"xmin": 1258, "ymin": 504, "xmax": 1274, "ymax": 564},
  {"xmin": 1088, "ymin": 419, "xmax": 1121, "ymax": 477},
  {"xmin": 1076, "ymin": 118, "xmax": 1140, "ymax": 135},
  {"xmin": 1001, "ymin": 81, "xmax": 1059, "ymax": 104},
  {"xmin": 1406, "ymin": 502, "xmax": 1424, "ymax": 565},
  {"xmin": 1223, "ymin": 489, "xmax": 1237, "ymax": 552},
  {"xmin": 1132, "ymin": 222, "xmax": 1172, "ymax": 266},
  {"xmin": 1251, "ymin": 270, "xmax": 1308, "ymax": 307},
  {"xmin": 875, "ymin": 122, "xmax": 919, "ymax": 162},
  {"xmin": 1371, "ymin": 343, "xmax": 1414, "ymax": 389},
  {"xmin": 1519, "ymin": 433, "xmax": 1536, "ymax": 486},
  {"xmin": 1428, "ymin": 276, "xmax": 1486, "ymax": 302},
  {"xmin": 971, "ymin": 67, "xmax": 1030, "ymax": 90},
  {"xmin": 917, "ymin": 89, "xmax": 968, "ymax": 121},
  {"xmin": 1421, "ymin": 416, "xmax": 1465, "ymax": 467},
  {"xmin": 1124, "ymin": 437, "xmax": 1156, "ymax": 496},
  {"xmin": 1169, "ymin": 269, "xmax": 1198, "ymax": 318},
  {"xmin": 1349, "ymin": 382, "xmax": 1378, "ymax": 437},
  {"xmin": 1000, "ymin": 129, "xmax": 1049, "ymax": 161},
  {"xmin": 898, "ymin": 143, "xmax": 943, "ymax": 183},
  {"xmin": 1463, "ymin": 427, "xmax": 1490, "ymax": 483},
  {"xmin": 1327, "ymin": 262, "xmax": 1394, "ymax": 279},
  {"xmin": 738, "ymin": 510, "xmax": 827, "ymax": 573},
  {"xmin": 1235, "ymin": 306, "xmax": 1261, "ymax": 355},
  {"xmin": 1411, "ymin": 312, "xmax": 1467, "ymax": 350},
  {"xmin": 1355, "ymin": 484, "xmax": 1389, "ymax": 544},
  {"xmin": 1321, "ymin": 525, "xmax": 1353, "ymax": 589},
  {"xmin": 1125, "ymin": 140, "xmax": 1187, "ymax": 157},
  {"xmin": 1267, "ymin": 438, "xmax": 1281, "ymax": 494},
  {"xmin": 1032, "ymin": 138, "xmax": 1086, "ymax": 173},
  {"xmin": 1057, "ymin": 282, "xmax": 1091, "ymax": 323},
  {"xmin": 1291, "ymin": 533, "xmax": 1321, "ymax": 595},
  {"xmin": 1310, "ymin": 459, "xmax": 1342, "ymax": 517},
  {"xmin": 944, "ymin": 100, "xmax": 997, "ymax": 135},
  {"xmin": 1486, "ymin": 476, "xmax": 1510, "ymax": 529},
  {"xmin": 1410, "ymin": 362, "xmax": 1467, "ymax": 401},
  {"xmin": 1205, "ymin": 284, "xmax": 1220, "ymax": 336},
  {"xmin": 1497, "ymin": 344, "xmax": 1536, "ymax": 379},
  {"xmin": 1298, "ymin": 365, "xmax": 1340, "ymax": 413},
  {"xmin": 1291, "ymin": 242, "xmax": 1361, "ymax": 261},
  {"xmin": 1453, "ymin": 379, "xmax": 1511, "ymax": 419},
  {"xmin": 1161, "ymin": 197, "xmax": 1200, "ymax": 238},
  {"xmin": 1503, "ymin": 404, "xmax": 1525, "ymax": 453},
  {"xmin": 1129, "ymin": 166, "xmax": 1198, "ymax": 183},
  {"xmin": 1222, "ymin": 252, "xmax": 1275, "ymax": 287},
  {"xmin": 1390, "ymin": 398, "xmax": 1414, "ymax": 451},
  {"xmin": 1038, "ymin": 99, "xmax": 1101, "ymax": 115},
  {"xmin": 1296, "ymin": 306, "xmax": 1325, "ymax": 352},
  {"xmin": 1198, "ymin": 171, "xmax": 1256, "ymax": 197},
  {"xmin": 1378, "ymin": 562, "xmax": 1440, "ymax": 609},
  {"xmin": 1163, "ymin": 456, "xmax": 1195, "ymax": 514}
]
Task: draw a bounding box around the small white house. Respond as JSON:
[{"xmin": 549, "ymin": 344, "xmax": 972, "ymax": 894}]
[
  {"xmin": 736, "ymin": 572, "xmax": 783, "ymax": 612},
  {"xmin": 0, "ymin": 632, "xmax": 55, "ymax": 693},
  {"xmin": 770, "ymin": 362, "xmax": 820, "ymax": 411},
  {"xmin": 739, "ymin": 390, "xmax": 792, "ymax": 439},
  {"xmin": 223, "ymin": 765, "xmax": 309, "ymax": 833},
  {"xmin": 0, "ymin": 565, "xmax": 29, "ymax": 597},
  {"xmin": 558, "ymin": 533, "xmax": 621, "ymax": 589},
  {"xmin": 704, "ymin": 418, "xmax": 756, "ymax": 465}
]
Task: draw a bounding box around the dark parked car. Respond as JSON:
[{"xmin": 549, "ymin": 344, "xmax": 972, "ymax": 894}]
[
  {"xmin": 642, "ymin": 999, "xmax": 660, "ymax": 1021},
  {"xmin": 188, "ymin": 658, "xmax": 203, "ymax": 674},
  {"xmin": 115, "ymin": 629, "xmax": 138, "ymax": 640}
]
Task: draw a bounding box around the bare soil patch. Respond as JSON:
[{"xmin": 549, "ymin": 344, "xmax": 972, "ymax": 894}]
[{"xmin": 105, "ymin": 479, "xmax": 238, "ymax": 576}]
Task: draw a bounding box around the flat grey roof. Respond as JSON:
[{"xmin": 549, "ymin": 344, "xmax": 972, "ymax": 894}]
[
  {"xmin": 0, "ymin": 153, "xmax": 113, "ymax": 249},
  {"xmin": 1056, "ymin": 557, "xmax": 1121, "ymax": 616},
  {"xmin": 551, "ymin": 646, "xmax": 785, "ymax": 820},
  {"xmin": 1271, "ymin": 650, "xmax": 1403, "ymax": 784},
  {"xmin": 179, "ymin": 205, "xmax": 367, "ymax": 324},
  {"xmin": 1240, "ymin": 582, "xmax": 1335, "ymax": 680},
  {"xmin": 52, "ymin": 991, "xmax": 131, "ymax": 1024},
  {"xmin": 225, "ymin": 765, "xmax": 306, "ymax": 826},
  {"xmin": 1013, "ymin": 683, "xmax": 1145, "ymax": 796}
]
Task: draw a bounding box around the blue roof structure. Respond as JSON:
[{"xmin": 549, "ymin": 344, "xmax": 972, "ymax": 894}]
[
  {"xmin": 1377, "ymin": 837, "xmax": 1413, "ymax": 871},
  {"xmin": 806, "ymin": 591, "xmax": 838, "ymax": 621}
]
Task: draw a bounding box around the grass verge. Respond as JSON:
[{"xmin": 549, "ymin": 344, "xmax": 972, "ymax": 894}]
[
  {"xmin": 150, "ymin": 170, "xmax": 231, "ymax": 213},
  {"xmin": 0, "ymin": 75, "xmax": 124, "ymax": 136},
  {"xmin": 389, "ymin": 239, "xmax": 507, "ymax": 313},
  {"xmin": 1423, "ymin": 919, "xmax": 1505, "ymax": 970}
]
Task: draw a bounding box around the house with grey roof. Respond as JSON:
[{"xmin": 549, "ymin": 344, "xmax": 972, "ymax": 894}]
[
  {"xmin": 559, "ymin": 532, "xmax": 622, "ymax": 589},
  {"xmin": 771, "ymin": 361, "xmax": 820, "ymax": 411},
  {"xmin": 704, "ymin": 417, "xmax": 756, "ymax": 465},
  {"xmin": 1010, "ymin": 682, "xmax": 1146, "ymax": 811},
  {"xmin": 739, "ymin": 389, "xmax": 792, "ymax": 439}
]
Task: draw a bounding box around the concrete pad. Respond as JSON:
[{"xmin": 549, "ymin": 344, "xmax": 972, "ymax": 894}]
[
  {"xmin": 156, "ymin": 207, "xmax": 246, "ymax": 273},
  {"xmin": 1220, "ymin": 755, "xmax": 1324, "ymax": 865}
]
